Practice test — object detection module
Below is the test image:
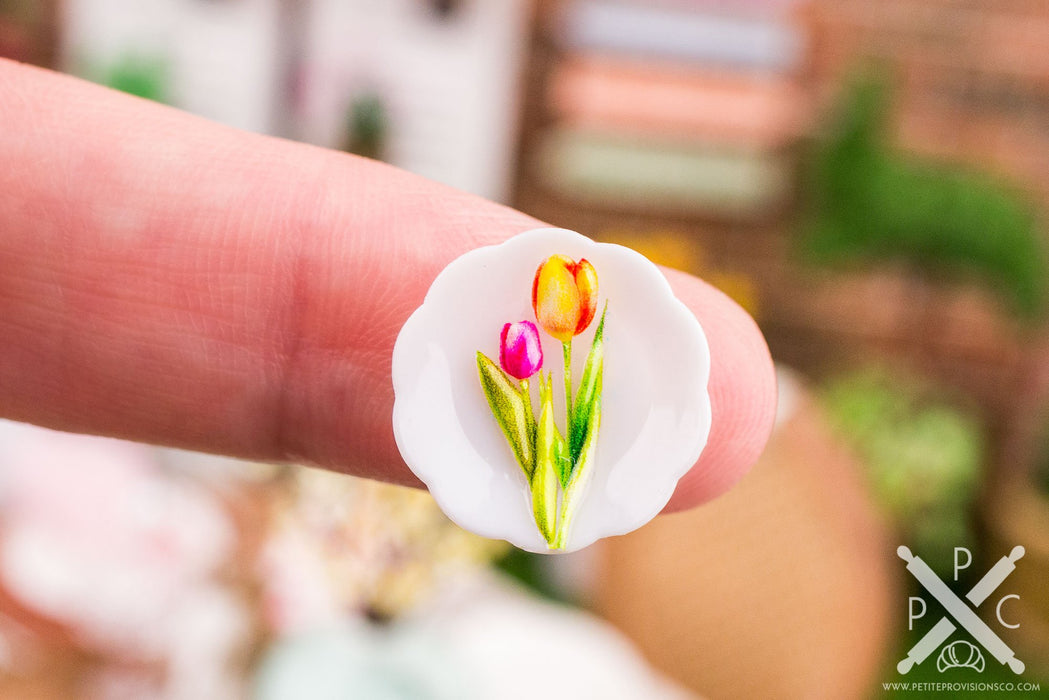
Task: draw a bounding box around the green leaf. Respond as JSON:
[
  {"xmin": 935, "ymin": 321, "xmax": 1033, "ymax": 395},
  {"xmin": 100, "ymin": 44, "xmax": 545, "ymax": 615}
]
[
  {"xmin": 577, "ymin": 388, "xmax": 601, "ymax": 475},
  {"xmin": 538, "ymin": 372, "xmax": 572, "ymax": 490},
  {"xmin": 477, "ymin": 352, "xmax": 534, "ymax": 479},
  {"xmin": 570, "ymin": 305, "xmax": 606, "ymax": 463},
  {"xmin": 533, "ymin": 372, "xmax": 564, "ymax": 544},
  {"xmin": 531, "ymin": 455, "xmax": 558, "ymax": 546},
  {"xmin": 554, "ymin": 398, "xmax": 600, "ymax": 549}
]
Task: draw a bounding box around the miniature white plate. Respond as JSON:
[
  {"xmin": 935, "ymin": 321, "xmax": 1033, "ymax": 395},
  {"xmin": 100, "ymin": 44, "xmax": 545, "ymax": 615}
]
[{"xmin": 392, "ymin": 228, "xmax": 711, "ymax": 553}]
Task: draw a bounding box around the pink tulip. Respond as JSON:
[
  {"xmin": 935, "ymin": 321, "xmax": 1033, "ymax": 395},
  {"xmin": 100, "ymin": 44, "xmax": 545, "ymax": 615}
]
[{"xmin": 500, "ymin": 321, "xmax": 543, "ymax": 380}]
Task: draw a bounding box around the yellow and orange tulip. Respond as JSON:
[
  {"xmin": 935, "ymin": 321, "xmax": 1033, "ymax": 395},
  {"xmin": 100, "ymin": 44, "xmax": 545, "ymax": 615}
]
[{"xmin": 531, "ymin": 255, "xmax": 599, "ymax": 343}]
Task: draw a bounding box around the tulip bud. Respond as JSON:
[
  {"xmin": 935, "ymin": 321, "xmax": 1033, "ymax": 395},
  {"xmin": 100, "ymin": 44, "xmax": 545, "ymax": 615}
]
[
  {"xmin": 531, "ymin": 255, "xmax": 599, "ymax": 343},
  {"xmin": 500, "ymin": 321, "xmax": 543, "ymax": 380}
]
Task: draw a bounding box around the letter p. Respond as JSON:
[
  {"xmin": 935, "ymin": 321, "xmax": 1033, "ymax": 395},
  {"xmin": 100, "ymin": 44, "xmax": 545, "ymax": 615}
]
[
  {"xmin": 954, "ymin": 547, "xmax": 973, "ymax": 581},
  {"xmin": 908, "ymin": 597, "xmax": 927, "ymax": 630}
]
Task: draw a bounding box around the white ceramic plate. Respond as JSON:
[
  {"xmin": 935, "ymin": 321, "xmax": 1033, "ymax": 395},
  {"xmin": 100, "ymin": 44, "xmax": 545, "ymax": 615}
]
[{"xmin": 392, "ymin": 228, "xmax": 711, "ymax": 553}]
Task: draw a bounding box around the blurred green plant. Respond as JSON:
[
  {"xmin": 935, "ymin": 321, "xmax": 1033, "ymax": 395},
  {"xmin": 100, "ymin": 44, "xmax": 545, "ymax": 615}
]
[
  {"xmin": 495, "ymin": 549, "xmax": 570, "ymax": 603},
  {"xmin": 102, "ymin": 53, "xmax": 169, "ymax": 104},
  {"xmin": 801, "ymin": 71, "xmax": 1048, "ymax": 319},
  {"xmin": 820, "ymin": 368, "xmax": 984, "ymax": 577},
  {"xmin": 342, "ymin": 93, "xmax": 388, "ymax": 161}
]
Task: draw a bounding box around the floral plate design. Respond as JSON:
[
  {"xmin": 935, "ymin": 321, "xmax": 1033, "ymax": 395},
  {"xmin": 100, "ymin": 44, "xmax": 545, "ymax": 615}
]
[{"xmin": 392, "ymin": 228, "xmax": 711, "ymax": 553}]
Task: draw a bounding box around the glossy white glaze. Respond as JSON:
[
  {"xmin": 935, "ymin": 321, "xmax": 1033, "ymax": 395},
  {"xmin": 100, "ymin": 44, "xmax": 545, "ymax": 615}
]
[{"xmin": 392, "ymin": 228, "xmax": 711, "ymax": 553}]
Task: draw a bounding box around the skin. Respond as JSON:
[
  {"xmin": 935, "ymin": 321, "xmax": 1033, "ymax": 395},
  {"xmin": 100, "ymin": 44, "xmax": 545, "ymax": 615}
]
[{"xmin": 0, "ymin": 59, "xmax": 776, "ymax": 512}]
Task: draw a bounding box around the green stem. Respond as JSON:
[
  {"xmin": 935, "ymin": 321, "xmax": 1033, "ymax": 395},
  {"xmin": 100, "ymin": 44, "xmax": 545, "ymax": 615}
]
[
  {"xmin": 552, "ymin": 470, "xmax": 584, "ymax": 550},
  {"xmin": 562, "ymin": 340, "xmax": 573, "ymax": 435},
  {"xmin": 555, "ymin": 341, "xmax": 574, "ymax": 551},
  {"xmin": 520, "ymin": 377, "xmax": 536, "ymax": 479},
  {"xmin": 520, "ymin": 378, "xmax": 532, "ymax": 418}
]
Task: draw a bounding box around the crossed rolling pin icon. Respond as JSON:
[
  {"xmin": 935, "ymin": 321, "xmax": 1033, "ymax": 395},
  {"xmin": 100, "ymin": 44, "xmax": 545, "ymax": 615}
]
[{"xmin": 897, "ymin": 545, "xmax": 1025, "ymax": 675}]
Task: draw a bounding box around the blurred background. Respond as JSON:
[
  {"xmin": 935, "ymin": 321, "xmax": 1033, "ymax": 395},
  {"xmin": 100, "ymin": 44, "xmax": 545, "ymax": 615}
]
[{"xmin": 3, "ymin": 0, "xmax": 1049, "ymax": 697}]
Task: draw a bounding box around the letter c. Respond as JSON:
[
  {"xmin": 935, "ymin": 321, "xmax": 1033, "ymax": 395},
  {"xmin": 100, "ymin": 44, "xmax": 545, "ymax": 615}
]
[{"xmin": 997, "ymin": 594, "xmax": 1020, "ymax": 629}]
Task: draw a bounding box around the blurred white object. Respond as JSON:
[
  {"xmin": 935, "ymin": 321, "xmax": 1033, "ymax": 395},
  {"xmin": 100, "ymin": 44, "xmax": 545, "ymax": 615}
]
[
  {"xmin": 774, "ymin": 364, "xmax": 803, "ymax": 428},
  {"xmin": 256, "ymin": 621, "xmax": 469, "ymax": 700},
  {"xmin": 560, "ymin": 0, "xmax": 804, "ymax": 71},
  {"xmin": 298, "ymin": 0, "xmax": 530, "ymax": 201},
  {"xmin": 256, "ymin": 572, "xmax": 696, "ymax": 700},
  {"xmin": 62, "ymin": 0, "xmax": 280, "ymax": 133},
  {"xmin": 62, "ymin": 0, "xmax": 530, "ymax": 202},
  {"xmin": 422, "ymin": 574, "xmax": 697, "ymax": 700},
  {"xmin": 0, "ymin": 420, "xmax": 241, "ymax": 666}
]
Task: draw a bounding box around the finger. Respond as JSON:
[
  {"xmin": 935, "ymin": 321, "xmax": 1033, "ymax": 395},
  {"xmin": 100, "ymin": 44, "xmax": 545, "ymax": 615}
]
[
  {"xmin": 0, "ymin": 59, "xmax": 774, "ymax": 508},
  {"xmin": 660, "ymin": 269, "xmax": 777, "ymax": 511}
]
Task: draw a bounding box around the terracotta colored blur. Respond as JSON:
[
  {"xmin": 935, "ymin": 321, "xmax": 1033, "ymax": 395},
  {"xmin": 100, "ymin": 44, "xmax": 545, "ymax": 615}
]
[
  {"xmin": 548, "ymin": 54, "xmax": 808, "ymax": 149},
  {"xmin": 595, "ymin": 377, "xmax": 897, "ymax": 699}
]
